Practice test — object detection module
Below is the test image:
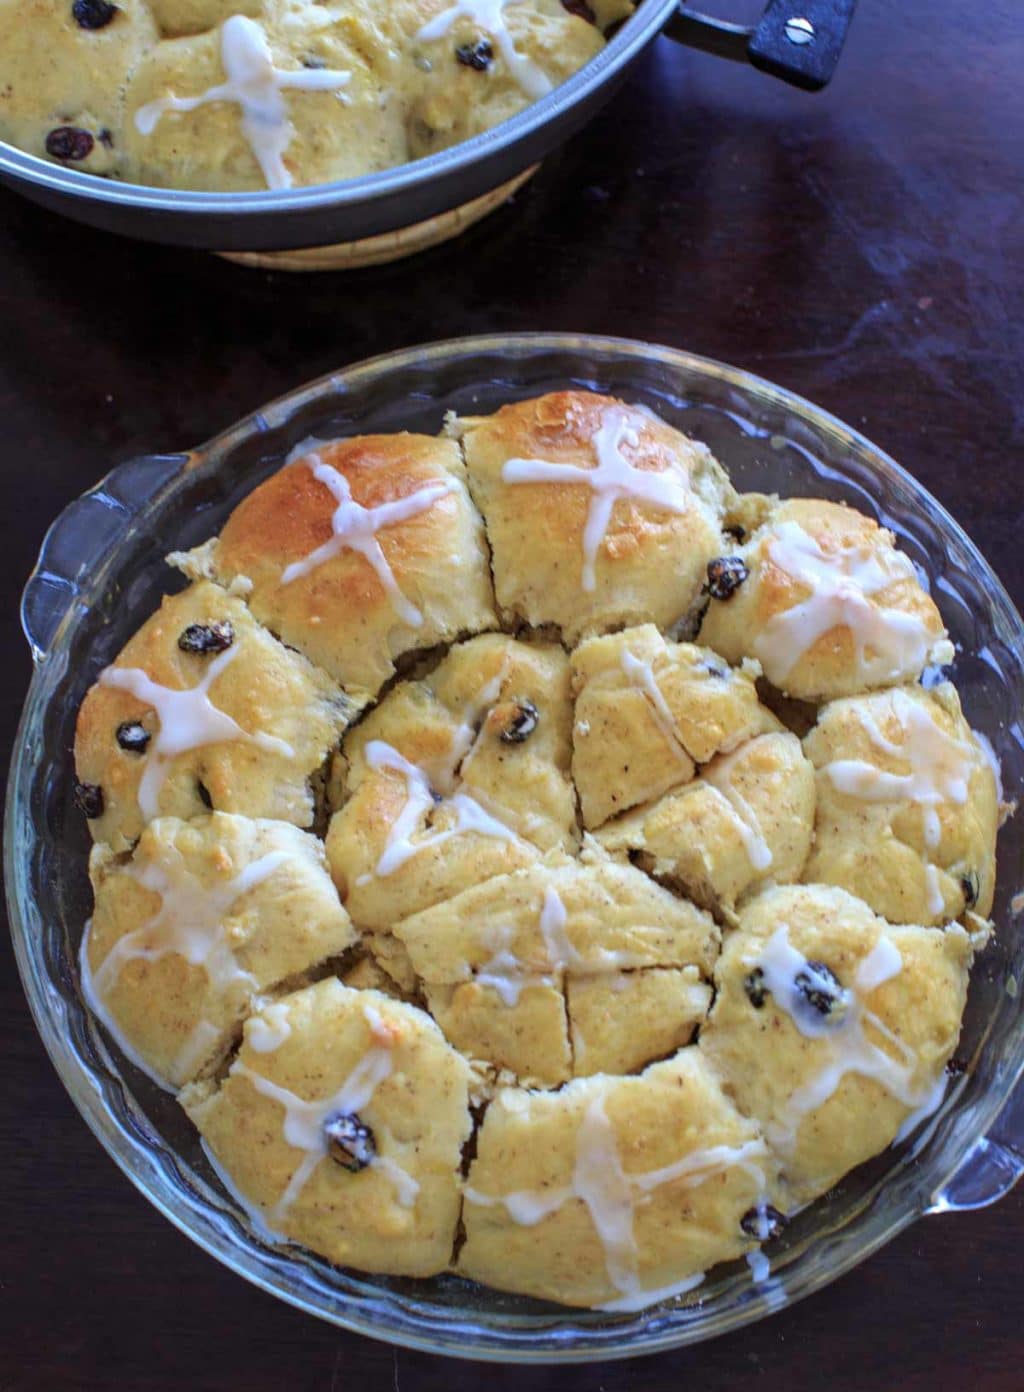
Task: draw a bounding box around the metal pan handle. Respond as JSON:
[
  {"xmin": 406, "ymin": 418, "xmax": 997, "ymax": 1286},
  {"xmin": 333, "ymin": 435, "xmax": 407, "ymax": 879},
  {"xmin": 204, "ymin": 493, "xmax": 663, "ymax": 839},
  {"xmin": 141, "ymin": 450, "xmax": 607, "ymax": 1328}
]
[
  {"xmin": 664, "ymin": 0, "xmax": 858, "ymax": 91},
  {"xmin": 20, "ymin": 453, "xmax": 190, "ymax": 665}
]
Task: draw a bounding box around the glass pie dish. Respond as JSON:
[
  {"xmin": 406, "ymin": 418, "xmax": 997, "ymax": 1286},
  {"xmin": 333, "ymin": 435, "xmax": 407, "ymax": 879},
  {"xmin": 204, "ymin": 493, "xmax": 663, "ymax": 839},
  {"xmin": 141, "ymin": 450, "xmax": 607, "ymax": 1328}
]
[{"xmin": 7, "ymin": 333, "xmax": 1024, "ymax": 1361}]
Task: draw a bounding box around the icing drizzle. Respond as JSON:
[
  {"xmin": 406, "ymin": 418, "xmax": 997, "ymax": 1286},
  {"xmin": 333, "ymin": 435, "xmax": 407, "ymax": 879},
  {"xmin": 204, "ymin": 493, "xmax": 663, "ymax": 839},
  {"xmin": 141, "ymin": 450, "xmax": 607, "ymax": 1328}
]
[
  {"xmin": 363, "ymin": 739, "xmax": 521, "ymax": 879},
  {"xmin": 538, "ymin": 885, "xmax": 578, "ymax": 969},
  {"xmin": 620, "ymin": 650, "xmax": 692, "ymax": 765},
  {"xmin": 502, "ymin": 411, "xmax": 694, "ymax": 592},
  {"xmin": 79, "ymin": 920, "xmax": 184, "ymax": 1092},
  {"xmin": 749, "ymin": 925, "xmax": 941, "ymax": 1151},
  {"xmin": 416, "ymin": 0, "xmax": 553, "ymax": 100},
  {"xmin": 467, "ymin": 1093, "xmax": 766, "ymax": 1309},
  {"xmin": 469, "ymin": 886, "xmax": 650, "ymax": 1004},
  {"xmin": 823, "ymin": 691, "xmax": 980, "ymax": 916},
  {"xmin": 90, "ymin": 844, "xmax": 291, "ymax": 1002},
  {"xmin": 231, "ymin": 1004, "xmax": 418, "ymax": 1221},
  {"xmin": 100, "ymin": 646, "xmax": 294, "ymax": 820},
  {"xmin": 281, "ymin": 450, "xmax": 456, "ymax": 627},
  {"xmin": 703, "ymin": 742, "xmax": 774, "ymax": 872},
  {"xmin": 134, "ymin": 15, "xmax": 352, "ymax": 191},
  {"xmin": 753, "ymin": 520, "xmax": 941, "ymax": 685},
  {"xmin": 444, "ymin": 660, "xmax": 510, "ymax": 784}
]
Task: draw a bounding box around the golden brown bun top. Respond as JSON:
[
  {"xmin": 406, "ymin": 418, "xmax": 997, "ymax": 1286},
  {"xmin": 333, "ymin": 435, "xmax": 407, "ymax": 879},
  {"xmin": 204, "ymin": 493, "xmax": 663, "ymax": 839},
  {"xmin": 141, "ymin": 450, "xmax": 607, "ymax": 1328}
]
[
  {"xmin": 188, "ymin": 434, "xmax": 495, "ymax": 698},
  {"xmin": 803, "ymin": 683, "xmax": 999, "ymax": 926},
  {"xmin": 459, "ymin": 391, "xmax": 735, "ymax": 643},
  {"xmin": 570, "ymin": 622, "xmax": 780, "ymax": 828},
  {"xmin": 74, "ymin": 581, "xmax": 359, "ymax": 851},
  {"xmin": 596, "ymin": 729, "xmax": 816, "ymax": 915},
  {"xmin": 699, "ymin": 498, "xmax": 952, "ymax": 701},
  {"xmin": 84, "ymin": 812, "xmax": 354, "ymax": 1088},
  {"xmin": 185, "ymin": 978, "xmax": 473, "ymax": 1277},
  {"xmin": 459, "ymin": 1048, "xmax": 775, "ymax": 1307},
  {"xmin": 700, "ymin": 883, "xmax": 972, "ymax": 1204},
  {"xmin": 325, "ymin": 633, "xmax": 575, "ymax": 931}
]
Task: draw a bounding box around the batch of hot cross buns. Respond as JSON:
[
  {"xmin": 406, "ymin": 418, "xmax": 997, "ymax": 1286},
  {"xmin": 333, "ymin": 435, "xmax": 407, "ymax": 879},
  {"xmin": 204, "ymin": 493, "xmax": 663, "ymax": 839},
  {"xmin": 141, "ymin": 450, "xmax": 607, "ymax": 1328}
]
[
  {"xmin": 0, "ymin": 0, "xmax": 632, "ymax": 190},
  {"xmin": 73, "ymin": 390, "xmax": 1001, "ymax": 1310}
]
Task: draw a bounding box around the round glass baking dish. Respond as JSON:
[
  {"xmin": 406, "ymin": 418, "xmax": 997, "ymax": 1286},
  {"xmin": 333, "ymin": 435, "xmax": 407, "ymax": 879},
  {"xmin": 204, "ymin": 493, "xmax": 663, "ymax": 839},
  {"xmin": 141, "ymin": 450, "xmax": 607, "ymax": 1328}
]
[{"xmin": 7, "ymin": 333, "xmax": 1024, "ymax": 1362}]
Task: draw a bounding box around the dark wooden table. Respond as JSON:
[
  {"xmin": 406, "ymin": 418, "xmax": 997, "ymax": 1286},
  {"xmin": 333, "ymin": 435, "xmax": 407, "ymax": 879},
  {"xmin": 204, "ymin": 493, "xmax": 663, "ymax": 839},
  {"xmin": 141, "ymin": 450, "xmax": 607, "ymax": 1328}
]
[{"xmin": 2, "ymin": 0, "xmax": 1022, "ymax": 1386}]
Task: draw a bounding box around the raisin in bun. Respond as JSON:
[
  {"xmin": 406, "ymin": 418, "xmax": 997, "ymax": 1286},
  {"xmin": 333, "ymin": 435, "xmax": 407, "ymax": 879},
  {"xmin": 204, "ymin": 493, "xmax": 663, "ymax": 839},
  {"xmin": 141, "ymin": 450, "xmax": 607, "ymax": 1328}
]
[
  {"xmin": 699, "ymin": 883, "xmax": 973, "ymax": 1204},
  {"xmin": 7, "ymin": 0, "xmax": 631, "ymax": 189},
  {"xmin": 74, "ymin": 581, "xmax": 361, "ymax": 851},
  {"xmin": 185, "ymin": 980, "xmax": 472, "ymax": 1276},
  {"xmin": 400, "ymin": 0, "xmax": 628, "ymax": 160},
  {"xmin": 459, "ymin": 1050, "xmax": 778, "ymax": 1309},
  {"xmin": 802, "ymin": 685, "xmax": 999, "ymax": 926},
  {"xmin": 699, "ymin": 498, "xmax": 953, "ymax": 702},
  {"xmin": 392, "ymin": 853, "xmax": 719, "ymax": 1086},
  {"xmin": 454, "ymin": 391, "xmax": 737, "ymax": 643},
  {"xmin": 0, "ymin": 0, "xmax": 157, "ymax": 178},
  {"xmin": 82, "ymin": 813, "xmax": 355, "ymax": 1088},
  {"xmin": 326, "ymin": 634, "xmax": 575, "ymax": 933},
  {"xmin": 174, "ymin": 434, "xmax": 495, "ymax": 700}
]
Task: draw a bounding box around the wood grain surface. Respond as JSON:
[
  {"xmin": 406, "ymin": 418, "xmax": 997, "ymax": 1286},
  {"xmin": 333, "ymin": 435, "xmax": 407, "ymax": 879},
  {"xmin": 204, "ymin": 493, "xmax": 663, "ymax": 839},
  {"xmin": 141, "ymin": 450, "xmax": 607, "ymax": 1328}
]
[{"xmin": 1, "ymin": 0, "xmax": 1022, "ymax": 1386}]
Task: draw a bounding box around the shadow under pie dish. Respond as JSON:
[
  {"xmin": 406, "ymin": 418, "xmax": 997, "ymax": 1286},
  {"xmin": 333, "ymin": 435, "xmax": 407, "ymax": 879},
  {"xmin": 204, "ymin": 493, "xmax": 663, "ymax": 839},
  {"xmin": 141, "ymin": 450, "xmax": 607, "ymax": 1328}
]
[{"xmin": 9, "ymin": 336, "xmax": 1024, "ymax": 1359}]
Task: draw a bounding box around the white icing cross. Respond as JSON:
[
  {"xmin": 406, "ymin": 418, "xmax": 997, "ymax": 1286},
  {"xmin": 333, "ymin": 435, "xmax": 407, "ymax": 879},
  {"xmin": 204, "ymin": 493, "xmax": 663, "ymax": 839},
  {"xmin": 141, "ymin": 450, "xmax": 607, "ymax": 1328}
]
[
  {"xmin": 823, "ymin": 691, "xmax": 980, "ymax": 916},
  {"xmin": 416, "ymin": 0, "xmax": 553, "ymax": 100},
  {"xmin": 502, "ymin": 411, "xmax": 694, "ymax": 592},
  {"xmin": 231, "ymin": 1004, "xmax": 419, "ymax": 1220},
  {"xmin": 474, "ymin": 923, "xmax": 556, "ymax": 1005},
  {"xmin": 79, "ymin": 920, "xmax": 160, "ymax": 1090},
  {"xmin": 748, "ymin": 925, "xmax": 943, "ymax": 1152},
  {"xmin": 134, "ymin": 15, "xmax": 352, "ymax": 191},
  {"xmin": 100, "ymin": 646, "xmax": 294, "ymax": 821},
  {"xmin": 467, "ymin": 885, "xmax": 651, "ymax": 1005},
  {"xmin": 281, "ymin": 449, "xmax": 456, "ymax": 629},
  {"xmin": 753, "ymin": 520, "xmax": 945, "ymax": 686},
  {"xmin": 361, "ymin": 738, "xmax": 521, "ymax": 880},
  {"xmin": 90, "ymin": 845, "xmax": 291, "ymax": 1002},
  {"xmin": 353, "ymin": 657, "xmax": 535, "ymax": 882},
  {"xmin": 466, "ymin": 1092, "xmax": 768, "ymax": 1311}
]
